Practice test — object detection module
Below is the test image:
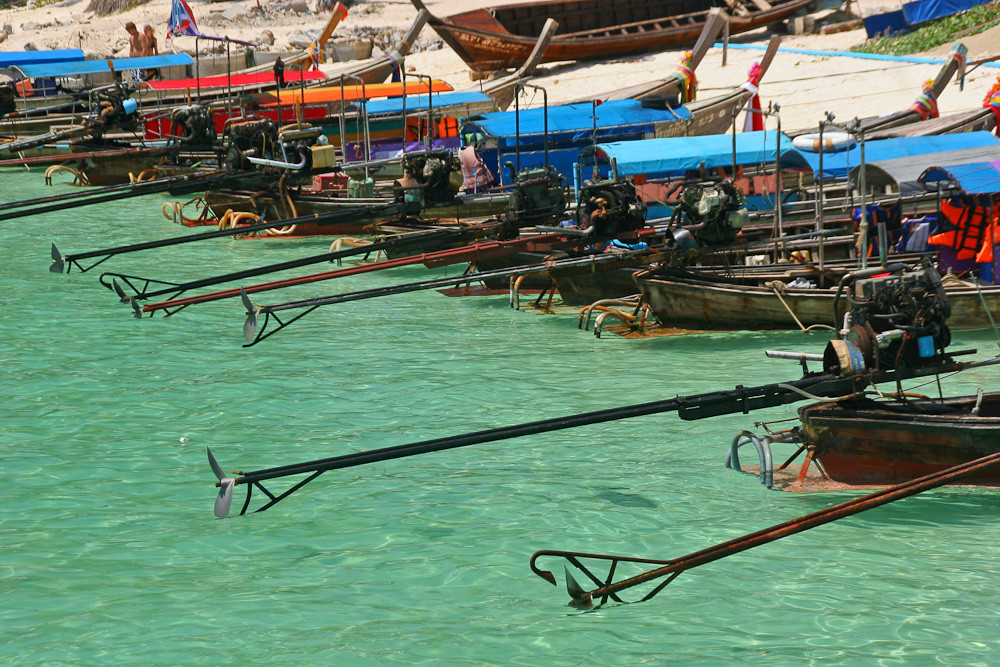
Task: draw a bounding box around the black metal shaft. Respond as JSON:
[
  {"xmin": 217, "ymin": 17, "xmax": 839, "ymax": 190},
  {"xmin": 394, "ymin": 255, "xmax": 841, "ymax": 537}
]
[
  {"xmin": 0, "ymin": 171, "xmax": 238, "ymax": 222},
  {"xmin": 232, "ymin": 360, "xmax": 981, "ymax": 486},
  {"xmin": 259, "ymin": 251, "xmax": 637, "ymax": 314},
  {"xmin": 130, "ymin": 226, "xmax": 453, "ymax": 300}
]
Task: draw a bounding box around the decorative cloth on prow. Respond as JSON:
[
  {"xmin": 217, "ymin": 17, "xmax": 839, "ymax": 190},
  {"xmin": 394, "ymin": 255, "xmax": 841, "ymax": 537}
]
[
  {"xmin": 740, "ymin": 62, "xmax": 764, "ymax": 132},
  {"xmin": 306, "ymin": 42, "xmax": 320, "ymax": 69},
  {"xmin": 669, "ymin": 51, "xmax": 697, "ymax": 104},
  {"xmin": 984, "ymin": 76, "xmax": 1000, "ymax": 136},
  {"xmin": 908, "ymin": 78, "xmax": 939, "ymax": 120}
]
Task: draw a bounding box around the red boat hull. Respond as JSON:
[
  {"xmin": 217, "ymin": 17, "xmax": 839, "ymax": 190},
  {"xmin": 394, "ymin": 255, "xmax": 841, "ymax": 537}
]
[{"xmin": 799, "ymin": 394, "xmax": 1000, "ymax": 486}]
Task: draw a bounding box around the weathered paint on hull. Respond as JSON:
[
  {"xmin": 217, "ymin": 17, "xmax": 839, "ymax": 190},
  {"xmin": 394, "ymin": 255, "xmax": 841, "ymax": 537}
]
[
  {"xmin": 418, "ymin": 0, "xmax": 815, "ymax": 71},
  {"xmin": 800, "ymin": 394, "xmax": 1000, "ymax": 486},
  {"xmin": 636, "ymin": 270, "xmax": 1000, "ymax": 330}
]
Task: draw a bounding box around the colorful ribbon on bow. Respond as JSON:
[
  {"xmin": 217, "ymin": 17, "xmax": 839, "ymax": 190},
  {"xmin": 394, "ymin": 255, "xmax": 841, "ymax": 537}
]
[
  {"xmin": 909, "ymin": 78, "xmax": 939, "ymax": 120},
  {"xmin": 668, "ymin": 50, "xmax": 697, "ymax": 104}
]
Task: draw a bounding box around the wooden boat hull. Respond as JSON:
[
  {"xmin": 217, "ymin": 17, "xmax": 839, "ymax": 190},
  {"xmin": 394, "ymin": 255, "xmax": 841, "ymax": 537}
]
[
  {"xmin": 635, "ymin": 267, "xmax": 1000, "ymax": 330},
  {"xmin": 76, "ymin": 147, "xmax": 178, "ymax": 186},
  {"xmin": 413, "ymin": 0, "xmax": 815, "ymax": 71},
  {"xmin": 203, "ymin": 188, "xmax": 507, "ymax": 236},
  {"xmin": 799, "ymin": 394, "xmax": 1000, "ymax": 486}
]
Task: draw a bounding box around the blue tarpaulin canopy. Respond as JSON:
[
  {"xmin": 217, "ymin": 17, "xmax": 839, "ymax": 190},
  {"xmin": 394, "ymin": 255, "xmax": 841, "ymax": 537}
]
[
  {"xmin": 464, "ymin": 99, "xmax": 692, "ymax": 148},
  {"xmin": 580, "ymin": 131, "xmax": 809, "ymax": 177},
  {"xmin": 366, "ymin": 91, "xmax": 493, "ymax": 115},
  {"xmin": 903, "ymin": 0, "xmax": 991, "ymax": 25},
  {"xmin": 0, "ymin": 49, "xmax": 85, "ymax": 69},
  {"xmin": 791, "ymin": 132, "xmax": 1000, "ymax": 179},
  {"xmin": 14, "ymin": 54, "xmax": 194, "ymax": 79},
  {"xmin": 920, "ymin": 160, "xmax": 1000, "ymax": 194},
  {"xmin": 849, "ymin": 141, "xmax": 1000, "ymax": 195},
  {"xmin": 864, "ymin": 0, "xmax": 991, "ymax": 36}
]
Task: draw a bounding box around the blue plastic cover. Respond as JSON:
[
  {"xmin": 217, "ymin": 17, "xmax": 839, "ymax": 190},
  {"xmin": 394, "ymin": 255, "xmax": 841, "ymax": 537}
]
[
  {"xmin": 0, "ymin": 49, "xmax": 85, "ymax": 68},
  {"xmin": 365, "ymin": 91, "xmax": 493, "ymax": 115},
  {"xmin": 919, "ymin": 160, "xmax": 1000, "ymax": 194},
  {"xmin": 466, "ymin": 99, "xmax": 691, "ymax": 146},
  {"xmin": 581, "ymin": 131, "xmax": 808, "ymax": 177},
  {"xmin": 863, "ymin": 10, "xmax": 909, "ymax": 37},
  {"xmin": 15, "ymin": 54, "xmax": 194, "ymax": 78},
  {"xmin": 791, "ymin": 132, "xmax": 1000, "ymax": 179},
  {"xmin": 902, "ymin": 0, "xmax": 991, "ymax": 25}
]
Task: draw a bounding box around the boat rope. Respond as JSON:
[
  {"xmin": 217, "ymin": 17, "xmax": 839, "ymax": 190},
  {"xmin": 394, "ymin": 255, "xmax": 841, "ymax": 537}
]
[
  {"xmin": 764, "ymin": 281, "xmax": 836, "ymax": 333},
  {"xmin": 266, "ymin": 174, "xmax": 298, "ymax": 236},
  {"xmin": 775, "ymin": 383, "xmax": 859, "ymax": 403}
]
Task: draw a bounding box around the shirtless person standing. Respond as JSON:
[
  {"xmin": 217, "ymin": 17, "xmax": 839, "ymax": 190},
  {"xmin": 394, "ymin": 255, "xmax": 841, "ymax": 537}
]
[{"xmin": 125, "ymin": 22, "xmax": 148, "ymax": 58}]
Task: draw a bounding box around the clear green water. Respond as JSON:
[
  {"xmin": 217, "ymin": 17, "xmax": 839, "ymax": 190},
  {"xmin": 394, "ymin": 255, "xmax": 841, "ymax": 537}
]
[{"xmin": 2, "ymin": 169, "xmax": 999, "ymax": 665}]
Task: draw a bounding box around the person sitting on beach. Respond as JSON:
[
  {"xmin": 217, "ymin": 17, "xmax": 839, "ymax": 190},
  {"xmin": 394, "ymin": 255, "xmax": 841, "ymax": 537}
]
[{"xmin": 125, "ymin": 22, "xmax": 148, "ymax": 58}]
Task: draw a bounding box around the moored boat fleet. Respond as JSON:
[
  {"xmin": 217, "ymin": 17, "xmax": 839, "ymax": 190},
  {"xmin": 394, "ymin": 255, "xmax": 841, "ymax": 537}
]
[{"xmin": 8, "ymin": 0, "xmax": 1000, "ymax": 605}]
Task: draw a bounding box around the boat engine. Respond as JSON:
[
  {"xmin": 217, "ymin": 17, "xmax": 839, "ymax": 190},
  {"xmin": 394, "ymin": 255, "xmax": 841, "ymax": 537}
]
[
  {"xmin": 88, "ymin": 85, "xmax": 140, "ymax": 136},
  {"xmin": 500, "ymin": 163, "xmax": 568, "ymax": 239},
  {"xmin": 669, "ymin": 180, "xmax": 748, "ymax": 247},
  {"xmin": 222, "ymin": 118, "xmax": 278, "ymax": 170},
  {"xmin": 576, "ymin": 177, "xmax": 647, "ymax": 238},
  {"xmin": 393, "ymin": 151, "xmax": 463, "ymax": 216},
  {"xmin": 824, "ymin": 259, "xmax": 951, "ymax": 375},
  {"xmin": 170, "ymin": 105, "xmax": 217, "ymax": 147}
]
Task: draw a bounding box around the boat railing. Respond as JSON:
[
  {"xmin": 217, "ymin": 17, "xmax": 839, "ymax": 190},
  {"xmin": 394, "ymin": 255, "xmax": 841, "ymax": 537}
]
[{"xmin": 726, "ymin": 428, "xmax": 801, "ymax": 489}]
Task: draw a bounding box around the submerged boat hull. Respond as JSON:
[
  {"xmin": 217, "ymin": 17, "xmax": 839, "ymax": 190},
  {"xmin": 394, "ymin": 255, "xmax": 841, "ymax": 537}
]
[{"xmin": 800, "ymin": 394, "xmax": 1000, "ymax": 486}]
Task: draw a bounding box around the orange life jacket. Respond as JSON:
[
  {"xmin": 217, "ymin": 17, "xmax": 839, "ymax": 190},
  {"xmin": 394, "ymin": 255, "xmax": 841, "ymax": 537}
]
[{"xmin": 928, "ymin": 197, "xmax": 1000, "ymax": 262}]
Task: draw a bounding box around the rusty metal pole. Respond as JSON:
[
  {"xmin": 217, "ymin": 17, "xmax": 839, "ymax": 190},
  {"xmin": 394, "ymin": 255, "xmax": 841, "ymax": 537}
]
[{"xmin": 539, "ymin": 450, "xmax": 1000, "ymax": 605}]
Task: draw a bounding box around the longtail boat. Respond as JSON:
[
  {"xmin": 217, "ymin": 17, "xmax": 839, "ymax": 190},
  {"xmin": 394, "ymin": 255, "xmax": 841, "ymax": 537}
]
[
  {"xmin": 787, "ymin": 44, "xmax": 968, "ymax": 140},
  {"xmin": 410, "ymin": 0, "xmax": 816, "ymax": 72},
  {"xmin": 633, "ymin": 264, "xmax": 1000, "ymax": 330}
]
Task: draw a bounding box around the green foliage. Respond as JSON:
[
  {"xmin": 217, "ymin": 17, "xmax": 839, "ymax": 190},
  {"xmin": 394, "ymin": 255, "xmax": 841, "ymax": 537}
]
[{"xmin": 851, "ymin": 1, "xmax": 1000, "ymax": 54}]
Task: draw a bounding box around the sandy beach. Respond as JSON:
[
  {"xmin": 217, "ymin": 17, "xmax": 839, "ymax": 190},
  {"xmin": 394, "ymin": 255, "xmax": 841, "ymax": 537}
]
[{"xmin": 1, "ymin": 0, "xmax": 998, "ymax": 131}]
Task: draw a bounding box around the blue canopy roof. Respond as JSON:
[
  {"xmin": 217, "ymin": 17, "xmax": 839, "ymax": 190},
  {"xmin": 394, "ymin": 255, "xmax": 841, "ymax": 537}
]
[
  {"xmin": 14, "ymin": 54, "xmax": 194, "ymax": 78},
  {"xmin": 581, "ymin": 131, "xmax": 809, "ymax": 177},
  {"xmin": 791, "ymin": 132, "xmax": 1000, "ymax": 179},
  {"xmin": 0, "ymin": 49, "xmax": 85, "ymax": 69},
  {"xmin": 920, "ymin": 160, "xmax": 1000, "ymax": 194},
  {"xmin": 465, "ymin": 99, "xmax": 691, "ymax": 146},
  {"xmin": 365, "ymin": 91, "xmax": 493, "ymax": 115}
]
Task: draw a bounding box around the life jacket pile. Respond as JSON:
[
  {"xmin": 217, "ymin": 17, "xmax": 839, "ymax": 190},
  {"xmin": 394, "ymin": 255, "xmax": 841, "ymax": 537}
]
[{"xmin": 927, "ymin": 195, "xmax": 1000, "ymax": 264}]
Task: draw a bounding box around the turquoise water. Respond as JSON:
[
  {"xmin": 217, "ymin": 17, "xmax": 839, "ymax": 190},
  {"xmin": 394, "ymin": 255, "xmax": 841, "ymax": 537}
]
[{"xmin": 2, "ymin": 168, "xmax": 999, "ymax": 665}]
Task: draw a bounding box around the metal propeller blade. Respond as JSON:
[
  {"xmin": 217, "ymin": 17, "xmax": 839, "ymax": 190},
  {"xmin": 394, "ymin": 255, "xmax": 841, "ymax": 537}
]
[
  {"xmin": 49, "ymin": 243, "xmax": 64, "ymax": 274},
  {"xmin": 112, "ymin": 278, "xmax": 128, "ymax": 301},
  {"xmin": 207, "ymin": 448, "xmax": 235, "ymax": 518},
  {"xmin": 565, "ymin": 567, "xmax": 593, "ymax": 607},
  {"xmin": 129, "ymin": 297, "xmax": 142, "ymax": 319},
  {"xmin": 241, "ymin": 288, "xmax": 259, "ymax": 342}
]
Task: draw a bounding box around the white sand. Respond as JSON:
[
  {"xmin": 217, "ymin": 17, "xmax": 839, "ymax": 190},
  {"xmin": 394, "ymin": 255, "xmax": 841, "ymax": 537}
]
[{"xmin": 1, "ymin": 0, "xmax": 998, "ymax": 131}]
